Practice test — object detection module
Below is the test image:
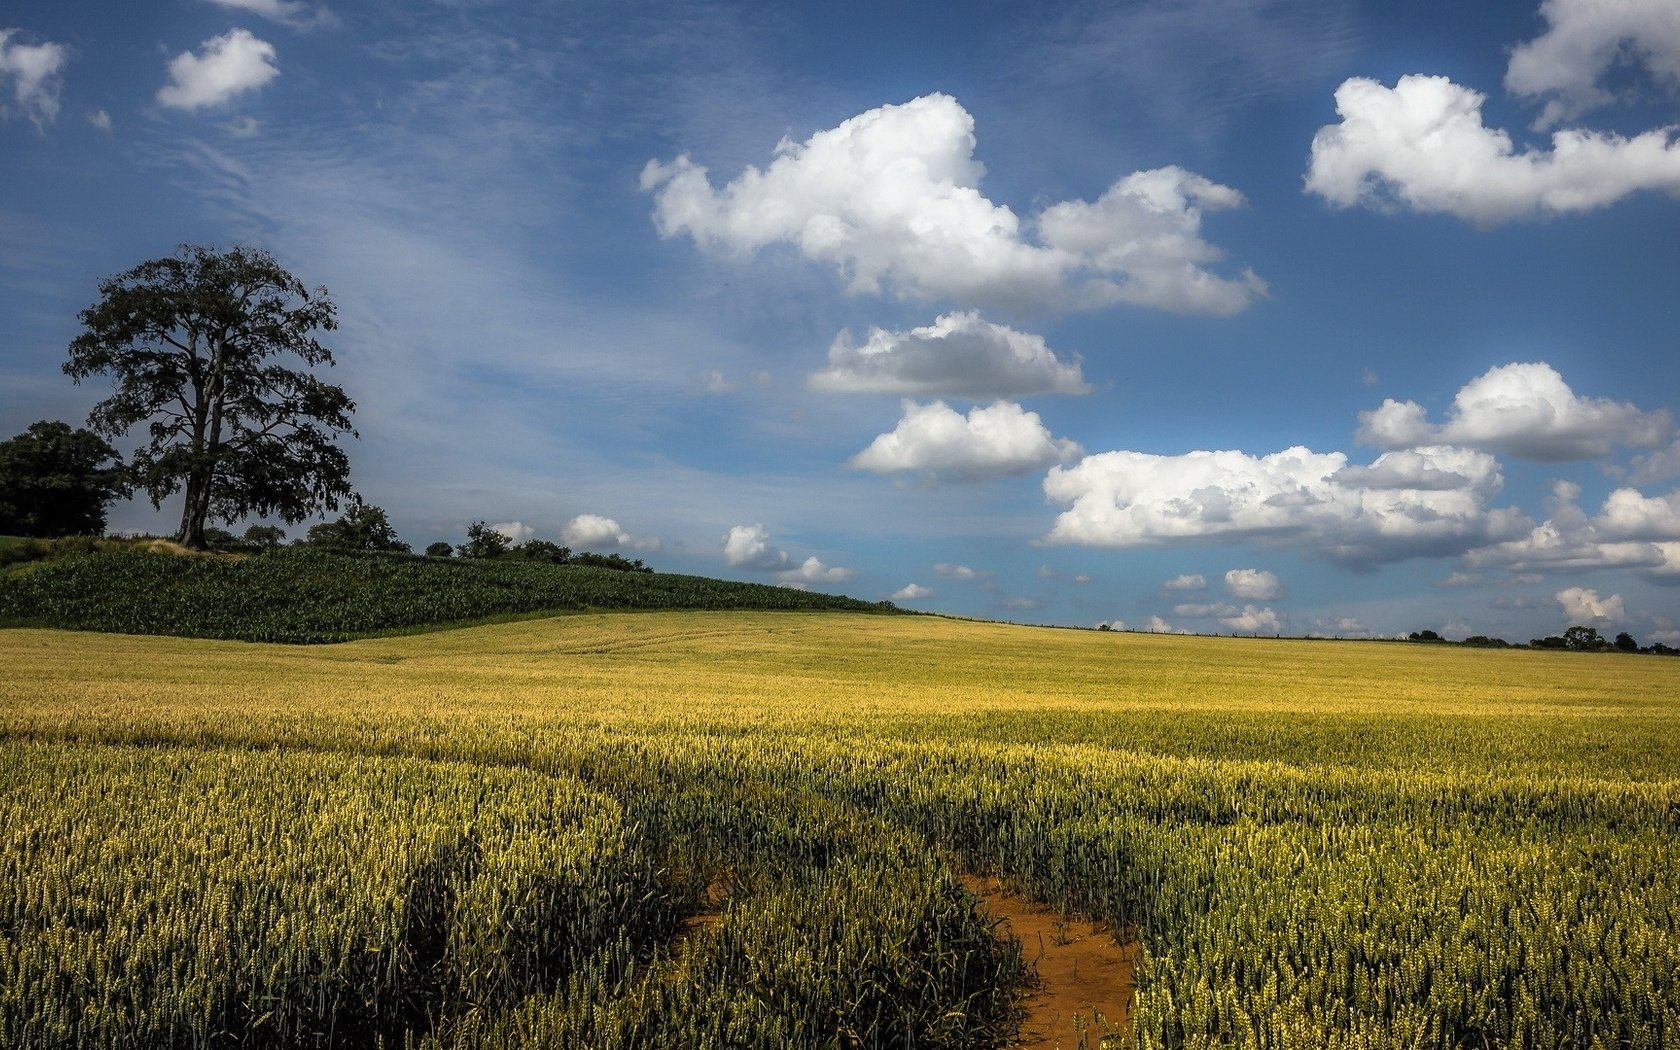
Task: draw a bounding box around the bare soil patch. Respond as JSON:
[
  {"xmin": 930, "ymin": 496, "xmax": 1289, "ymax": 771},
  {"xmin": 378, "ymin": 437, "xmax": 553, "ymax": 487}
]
[{"xmin": 964, "ymin": 875, "xmax": 1138, "ymax": 1049}]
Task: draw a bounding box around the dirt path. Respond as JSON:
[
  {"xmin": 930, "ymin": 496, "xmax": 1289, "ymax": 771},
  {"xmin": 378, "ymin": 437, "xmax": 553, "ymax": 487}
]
[{"xmin": 963, "ymin": 875, "xmax": 1138, "ymax": 1050}]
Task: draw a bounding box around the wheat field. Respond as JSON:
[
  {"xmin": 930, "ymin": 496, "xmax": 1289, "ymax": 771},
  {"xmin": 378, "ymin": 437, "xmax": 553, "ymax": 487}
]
[{"xmin": 3, "ymin": 613, "xmax": 1677, "ymax": 1048}]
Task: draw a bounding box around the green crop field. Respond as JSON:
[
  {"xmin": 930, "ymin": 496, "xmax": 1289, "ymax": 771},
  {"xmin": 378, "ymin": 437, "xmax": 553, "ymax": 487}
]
[
  {"xmin": 2, "ymin": 612, "xmax": 1677, "ymax": 1048},
  {"xmin": 0, "ymin": 545, "xmax": 895, "ymax": 642}
]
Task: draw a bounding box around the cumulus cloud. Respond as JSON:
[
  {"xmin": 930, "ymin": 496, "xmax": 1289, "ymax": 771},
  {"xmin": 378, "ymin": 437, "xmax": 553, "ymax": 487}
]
[
  {"xmin": 1163, "ymin": 573, "xmax": 1207, "ymax": 590},
  {"xmin": 1044, "ymin": 444, "xmax": 1519, "ymax": 567},
  {"xmin": 722, "ymin": 524, "xmax": 790, "ymax": 571},
  {"xmin": 1144, "ymin": 615, "xmax": 1178, "ymax": 633},
  {"xmin": 933, "ymin": 563, "xmax": 983, "ymax": 580},
  {"xmin": 1464, "ymin": 479, "xmax": 1680, "ymax": 578},
  {"xmin": 491, "ymin": 521, "xmax": 534, "ymax": 546},
  {"xmin": 157, "ymin": 29, "xmax": 280, "ymax": 111},
  {"xmin": 1630, "ymin": 436, "xmax": 1680, "ymax": 485},
  {"xmin": 1556, "ymin": 586, "xmax": 1626, "ymax": 623},
  {"xmin": 1358, "ymin": 362, "xmax": 1670, "ymax": 461},
  {"xmin": 1220, "ymin": 604, "xmax": 1284, "ymax": 634},
  {"xmin": 0, "ymin": 29, "xmax": 67, "ymax": 127},
  {"xmin": 562, "ymin": 513, "xmax": 659, "ymax": 551},
  {"xmin": 891, "ymin": 583, "xmax": 933, "ymax": 601},
  {"xmin": 1306, "ymin": 74, "xmax": 1680, "ymax": 224},
  {"xmin": 642, "ymin": 93, "xmax": 1262, "ymax": 314},
  {"xmin": 780, "ymin": 556, "xmax": 854, "ymax": 584},
  {"xmin": 850, "ymin": 400, "xmax": 1082, "ymax": 482},
  {"xmin": 1225, "ymin": 567, "xmax": 1283, "ymax": 600},
  {"xmin": 808, "ymin": 312, "xmax": 1088, "ymax": 398},
  {"xmin": 88, "ymin": 109, "xmax": 112, "ymax": 131},
  {"xmin": 1506, "ymin": 0, "xmax": 1680, "ymax": 128}
]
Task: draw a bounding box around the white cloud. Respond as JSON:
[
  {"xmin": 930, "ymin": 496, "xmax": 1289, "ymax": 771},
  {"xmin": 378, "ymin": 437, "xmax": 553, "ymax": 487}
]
[
  {"xmin": 808, "ymin": 312, "xmax": 1088, "ymax": 398},
  {"xmin": 1145, "ymin": 615, "xmax": 1177, "ymax": 633},
  {"xmin": 491, "ymin": 520, "xmax": 534, "ymax": 545},
  {"xmin": 1306, "ymin": 74, "xmax": 1680, "ymax": 224},
  {"xmin": 88, "ymin": 109, "xmax": 111, "ymax": 131},
  {"xmin": 1464, "ymin": 480, "xmax": 1680, "ymax": 578},
  {"xmin": 642, "ymin": 93, "xmax": 1262, "ymax": 314},
  {"xmin": 1630, "ymin": 436, "xmax": 1680, "ymax": 484},
  {"xmin": 1358, "ymin": 362, "xmax": 1670, "ymax": 461},
  {"xmin": 780, "ymin": 556, "xmax": 853, "ymax": 584},
  {"xmin": 0, "ymin": 29, "xmax": 67, "ymax": 128},
  {"xmin": 1044, "ymin": 444, "xmax": 1518, "ymax": 567},
  {"xmin": 1506, "ymin": 0, "xmax": 1680, "ymax": 129},
  {"xmin": 1312, "ymin": 616, "xmax": 1367, "ymax": 636},
  {"xmin": 891, "ymin": 583, "xmax": 933, "ymax": 601},
  {"xmin": 1163, "ymin": 573, "xmax": 1207, "ymax": 590},
  {"xmin": 1225, "ymin": 567, "xmax": 1283, "ymax": 600},
  {"xmin": 562, "ymin": 513, "xmax": 659, "ymax": 551},
  {"xmin": 933, "ymin": 562, "xmax": 982, "ymax": 580},
  {"xmin": 1556, "ymin": 586, "xmax": 1626, "ymax": 623},
  {"xmin": 1173, "ymin": 602, "xmax": 1238, "ymax": 618},
  {"xmin": 722, "ymin": 523, "xmax": 790, "ymax": 571},
  {"xmin": 850, "ymin": 399, "xmax": 1082, "ymax": 482},
  {"xmin": 1220, "ymin": 604, "xmax": 1284, "ymax": 634},
  {"xmin": 157, "ymin": 29, "xmax": 280, "ymax": 111},
  {"xmin": 1035, "ymin": 166, "xmax": 1268, "ymax": 314},
  {"xmin": 203, "ymin": 0, "xmax": 334, "ymax": 30}
]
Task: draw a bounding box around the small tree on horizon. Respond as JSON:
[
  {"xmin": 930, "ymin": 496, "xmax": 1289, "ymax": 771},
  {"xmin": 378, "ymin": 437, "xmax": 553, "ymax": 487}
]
[
  {"xmin": 65, "ymin": 244, "xmax": 356, "ymax": 549},
  {"xmin": 304, "ymin": 499, "xmax": 409, "ymax": 553},
  {"xmin": 457, "ymin": 521, "xmax": 511, "ymax": 559}
]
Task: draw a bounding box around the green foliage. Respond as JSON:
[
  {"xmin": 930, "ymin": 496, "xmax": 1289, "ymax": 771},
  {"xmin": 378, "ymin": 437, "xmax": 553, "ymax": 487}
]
[
  {"xmin": 570, "ymin": 550, "xmax": 651, "ymax": 573},
  {"xmin": 303, "ymin": 499, "xmax": 410, "ymax": 552},
  {"xmin": 507, "ymin": 539, "xmax": 572, "ymax": 563},
  {"xmin": 0, "ymin": 545, "xmax": 894, "ymax": 642},
  {"xmin": 457, "ymin": 521, "xmax": 511, "ymax": 560},
  {"xmin": 243, "ymin": 524, "xmax": 287, "ymax": 549},
  {"xmin": 1462, "ymin": 634, "xmax": 1511, "ymax": 647},
  {"xmin": 64, "ymin": 244, "xmax": 355, "ymax": 548},
  {"xmin": 0, "ymin": 420, "xmax": 128, "ymax": 537},
  {"xmin": 1564, "ymin": 625, "xmax": 1610, "ymax": 651},
  {"xmin": 425, "ymin": 541, "xmax": 454, "ymax": 558}
]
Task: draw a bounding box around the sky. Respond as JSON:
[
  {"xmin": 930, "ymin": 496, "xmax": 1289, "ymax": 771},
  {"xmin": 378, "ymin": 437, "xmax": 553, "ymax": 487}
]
[{"xmin": 3, "ymin": 0, "xmax": 1679, "ymax": 643}]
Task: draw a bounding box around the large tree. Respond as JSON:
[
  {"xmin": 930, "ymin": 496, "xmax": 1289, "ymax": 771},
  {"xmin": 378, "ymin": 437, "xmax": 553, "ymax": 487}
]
[
  {"xmin": 64, "ymin": 244, "xmax": 356, "ymax": 548},
  {"xmin": 0, "ymin": 420, "xmax": 129, "ymax": 537}
]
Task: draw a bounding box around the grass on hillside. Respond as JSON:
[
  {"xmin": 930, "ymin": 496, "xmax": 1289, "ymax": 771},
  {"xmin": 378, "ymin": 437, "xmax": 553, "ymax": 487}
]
[{"xmin": 0, "ymin": 542, "xmax": 895, "ymax": 642}]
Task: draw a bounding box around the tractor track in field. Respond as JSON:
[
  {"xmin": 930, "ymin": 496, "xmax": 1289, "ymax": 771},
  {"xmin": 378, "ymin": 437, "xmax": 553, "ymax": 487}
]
[{"xmin": 965, "ymin": 875, "xmax": 1138, "ymax": 1050}]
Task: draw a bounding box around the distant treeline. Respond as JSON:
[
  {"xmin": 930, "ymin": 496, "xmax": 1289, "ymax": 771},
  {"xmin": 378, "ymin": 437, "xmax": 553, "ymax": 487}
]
[{"xmin": 1406, "ymin": 627, "xmax": 1676, "ymax": 656}]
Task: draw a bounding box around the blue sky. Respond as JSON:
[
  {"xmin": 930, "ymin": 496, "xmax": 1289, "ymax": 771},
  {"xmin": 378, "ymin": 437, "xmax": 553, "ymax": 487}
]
[{"xmin": 4, "ymin": 0, "xmax": 1679, "ymax": 642}]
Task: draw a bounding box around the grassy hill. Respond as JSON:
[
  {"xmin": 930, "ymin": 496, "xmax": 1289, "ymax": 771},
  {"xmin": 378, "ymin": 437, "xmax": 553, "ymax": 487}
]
[{"xmin": 0, "ymin": 542, "xmax": 894, "ymax": 643}]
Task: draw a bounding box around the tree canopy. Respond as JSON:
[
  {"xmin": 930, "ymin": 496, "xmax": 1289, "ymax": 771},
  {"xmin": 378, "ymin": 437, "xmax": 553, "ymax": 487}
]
[
  {"xmin": 64, "ymin": 244, "xmax": 355, "ymax": 549},
  {"xmin": 0, "ymin": 420, "xmax": 129, "ymax": 538},
  {"xmin": 303, "ymin": 500, "xmax": 410, "ymax": 553}
]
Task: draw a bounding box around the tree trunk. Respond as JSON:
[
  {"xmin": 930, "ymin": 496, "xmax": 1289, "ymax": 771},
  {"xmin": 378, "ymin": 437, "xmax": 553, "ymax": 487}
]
[{"xmin": 176, "ymin": 474, "xmax": 211, "ymax": 548}]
